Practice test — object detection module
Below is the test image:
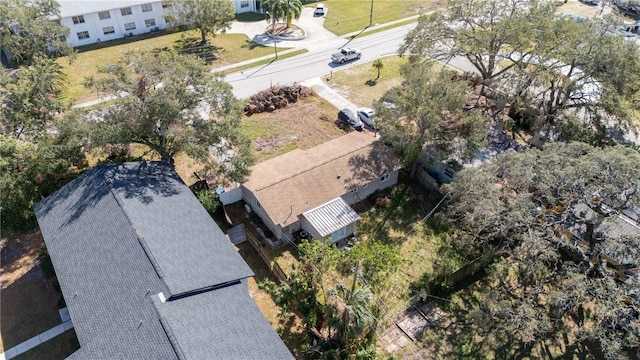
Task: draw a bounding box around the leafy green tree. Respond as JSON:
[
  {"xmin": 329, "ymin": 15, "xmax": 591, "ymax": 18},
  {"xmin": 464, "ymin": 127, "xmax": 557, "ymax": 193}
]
[
  {"xmin": 0, "ymin": 0, "xmax": 73, "ymax": 66},
  {"xmin": 439, "ymin": 143, "xmax": 640, "ymax": 358},
  {"xmin": 372, "ymin": 59, "xmax": 383, "ymax": 80},
  {"xmin": 400, "ymin": 0, "xmax": 555, "ymax": 87},
  {"xmin": 506, "ymin": 15, "xmax": 640, "ymax": 145},
  {"xmin": 0, "ymin": 133, "xmax": 87, "ymax": 235},
  {"xmin": 85, "ymin": 50, "xmax": 253, "ymax": 183},
  {"xmin": 344, "ymin": 240, "xmax": 400, "ymax": 289},
  {"xmin": 1, "ymin": 58, "xmax": 67, "ymax": 141},
  {"xmin": 169, "ymin": 0, "xmax": 236, "ymax": 44},
  {"xmin": 375, "ymin": 61, "xmax": 485, "ymax": 177}
]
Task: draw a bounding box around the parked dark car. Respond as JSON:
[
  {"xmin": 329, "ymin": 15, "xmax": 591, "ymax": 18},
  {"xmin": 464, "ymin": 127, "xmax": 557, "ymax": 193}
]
[{"xmin": 338, "ymin": 109, "xmax": 363, "ymax": 131}]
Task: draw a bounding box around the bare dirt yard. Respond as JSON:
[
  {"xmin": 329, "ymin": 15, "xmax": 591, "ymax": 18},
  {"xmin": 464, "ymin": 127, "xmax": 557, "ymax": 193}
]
[{"xmin": 0, "ymin": 232, "xmax": 77, "ymax": 359}]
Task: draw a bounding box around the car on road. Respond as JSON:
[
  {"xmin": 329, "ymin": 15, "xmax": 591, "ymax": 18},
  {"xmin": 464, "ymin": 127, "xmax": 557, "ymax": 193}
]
[
  {"xmin": 338, "ymin": 109, "xmax": 363, "ymax": 131},
  {"xmin": 331, "ymin": 48, "xmax": 362, "ymax": 64},
  {"xmin": 314, "ymin": 3, "xmax": 326, "ymax": 15},
  {"xmin": 357, "ymin": 107, "xmax": 376, "ymax": 129}
]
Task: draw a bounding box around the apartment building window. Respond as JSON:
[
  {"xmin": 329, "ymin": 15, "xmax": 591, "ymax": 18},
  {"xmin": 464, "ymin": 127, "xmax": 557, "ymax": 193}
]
[
  {"xmin": 124, "ymin": 22, "xmax": 136, "ymax": 30},
  {"xmin": 103, "ymin": 26, "xmax": 115, "ymax": 35},
  {"xmin": 98, "ymin": 11, "xmax": 110, "ymax": 20},
  {"xmin": 121, "ymin": 7, "xmax": 132, "ymax": 16},
  {"xmin": 72, "ymin": 15, "xmax": 85, "ymax": 24},
  {"xmin": 240, "ymin": 1, "xmax": 250, "ymax": 8},
  {"xmin": 380, "ymin": 173, "xmax": 390, "ymax": 182},
  {"xmin": 145, "ymin": 18, "xmax": 156, "ymax": 27},
  {"xmin": 141, "ymin": 3, "xmax": 153, "ymax": 12},
  {"xmin": 77, "ymin": 31, "xmax": 90, "ymax": 40}
]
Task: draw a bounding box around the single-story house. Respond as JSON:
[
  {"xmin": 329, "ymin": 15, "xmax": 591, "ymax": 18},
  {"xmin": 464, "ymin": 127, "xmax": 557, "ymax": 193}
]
[
  {"xmin": 240, "ymin": 132, "xmax": 403, "ymax": 244},
  {"xmin": 34, "ymin": 162, "xmax": 293, "ymax": 359},
  {"xmin": 56, "ymin": 0, "xmax": 262, "ymax": 47}
]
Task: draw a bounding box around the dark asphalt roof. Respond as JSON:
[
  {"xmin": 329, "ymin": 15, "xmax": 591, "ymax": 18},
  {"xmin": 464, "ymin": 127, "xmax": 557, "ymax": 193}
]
[
  {"xmin": 34, "ymin": 162, "xmax": 292, "ymax": 359},
  {"xmin": 152, "ymin": 280, "xmax": 294, "ymax": 360}
]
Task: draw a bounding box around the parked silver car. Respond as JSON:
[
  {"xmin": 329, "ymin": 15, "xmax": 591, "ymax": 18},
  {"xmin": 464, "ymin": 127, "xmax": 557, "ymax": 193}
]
[{"xmin": 357, "ymin": 107, "xmax": 375, "ymax": 129}]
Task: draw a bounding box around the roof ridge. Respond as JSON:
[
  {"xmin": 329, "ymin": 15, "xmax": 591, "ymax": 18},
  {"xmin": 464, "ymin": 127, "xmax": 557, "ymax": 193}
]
[{"xmin": 254, "ymin": 139, "xmax": 375, "ymax": 192}]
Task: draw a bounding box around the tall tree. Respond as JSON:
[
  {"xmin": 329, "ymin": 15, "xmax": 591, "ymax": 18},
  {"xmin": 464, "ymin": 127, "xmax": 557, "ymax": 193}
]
[
  {"xmin": 282, "ymin": 0, "xmax": 303, "ymax": 28},
  {"xmin": 0, "ymin": 0, "xmax": 73, "ymax": 66},
  {"xmin": 0, "ymin": 58, "xmax": 68, "ymax": 141},
  {"xmin": 505, "ymin": 15, "xmax": 640, "ymax": 146},
  {"xmin": 375, "ymin": 61, "xmax": 485, "ymax": 177},
  {"xmin": 263, "ymin": 0, "xmax": 288, "ymax": 31},
  {"xmin": 169, "ymin": 0, "xmax": 236, "ymax": 44},
  {"xmin": 438, "ymin": 143, "xmax": 640, "ymax": 358},
  {"xmin": 85, "ymin": 50, "xmax": 253, "ymax": 183},
  {"xmin": 400, "ymin": 0, "xmax": 555, "ymax": 87}
]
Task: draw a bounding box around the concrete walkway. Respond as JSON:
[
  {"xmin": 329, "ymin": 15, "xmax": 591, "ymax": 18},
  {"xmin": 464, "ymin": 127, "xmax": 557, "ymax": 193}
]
[{"xmin": 0, "ymin": 308, "xmax": 74, "ymax": 360}]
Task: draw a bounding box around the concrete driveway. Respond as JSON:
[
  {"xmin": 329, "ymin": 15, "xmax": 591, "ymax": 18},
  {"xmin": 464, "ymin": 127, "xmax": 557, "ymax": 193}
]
[{"xmin": 227, "ymin": 7, "xmax": 340, "ymax": 49}]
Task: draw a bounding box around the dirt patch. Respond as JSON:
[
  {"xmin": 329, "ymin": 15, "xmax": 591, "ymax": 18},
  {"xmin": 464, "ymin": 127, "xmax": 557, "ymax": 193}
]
[
  {"xmin": 242, "ymin": 96, "xmax": 347, "ymax": 162},
  {"xmin": 0, "ymin": 232, "xmax": 76, "ymax": 357}
]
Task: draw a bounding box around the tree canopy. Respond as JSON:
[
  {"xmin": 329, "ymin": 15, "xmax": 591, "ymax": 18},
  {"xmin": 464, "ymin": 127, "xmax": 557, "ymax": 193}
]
[
  {"xmin": 169, "ymin": 0, "xmax": 236, "ymax": 44},
  {"xmin": 85, "ymin": 50, "xmax": 253, "ymax": 183},
  {"xmin": 1, "ymin": 58, "xmax": 68, "ymax": 141},
  {"xmin": 0, "ymin": 0, "xmax": 73, "ymax": 66},
  {"xmin": 435, "ymin": 143, "xmax": 640, "ymax": 358},
  {"xmin": 375, "ymin": 62, "xmax": 485, "ymax": 177},
  {"xmin": 400, "ymin": 0, "xmax": 640, "ymax": 145}
]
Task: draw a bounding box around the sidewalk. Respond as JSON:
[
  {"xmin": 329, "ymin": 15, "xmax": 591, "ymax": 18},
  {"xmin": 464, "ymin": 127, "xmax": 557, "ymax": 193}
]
[{"xmin": 0, "ymin": 308, "xmax": 74, "ymax": 360}]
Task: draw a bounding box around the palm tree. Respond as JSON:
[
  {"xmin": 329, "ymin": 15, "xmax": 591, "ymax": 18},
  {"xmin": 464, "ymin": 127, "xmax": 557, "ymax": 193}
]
[
  {"xmin": 373, "ymin": 59, "xmax": 384, "ymax": 80},
  {"xmin": 263, "ymin": 0, "xmax": 286, "ymax": 35},
  {"xmin": 283, "ymin": 0, "xmax": 302, "ymax": 28},
  {"xmin": 327, "ymin": 283, "xmax": 377, "ymax": 351}
]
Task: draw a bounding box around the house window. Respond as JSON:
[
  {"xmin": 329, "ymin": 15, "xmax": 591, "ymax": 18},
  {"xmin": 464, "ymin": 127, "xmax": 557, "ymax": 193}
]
[
  {"xmin": 102, "ymin": 26, "xmax": 115, "ymax": 35},
  {"xmin": 380, "ymin": 173, "xmax": 390, "ymax": 182},
  {"xmin": 124, "ymin": 22, "xmax": 136, "ymax": 30},
  {"xmin": 240, "ymin": 1, "xmax": 250, "ymax": 8},
  {"xmin": 256, "ymin": 201, "xmax": 262, "ymax": 209},
  {"xmin": 361, "ymin": 183, "xmax": 368, "ymax": 189},
  {"xmin": 77, "ymin": 31, "xmax": 90, "ymax": 40},
  {"xmin": 72, "ymin": 15, "xmax": 85, "ymax": 24},
  {"xmin": 444, "ymin": 168, "xmax": 455, "ymax": 178},
  {"xmin": 331, "ymin": 227, "xmax": 347, "ymax": 242},
  {"xmin": 145, "ymin": 18, "xmax": 156, "ymax": 27},
  {"xmin": 98, "ymin": 11, "xmax": 110, "ymax": 20},
  {"xmin": 121, "ymin": 7, "xmax": 132, "ymax": 16},
  {"xmin": 350, "ymin": 187, "xmax": 357, "ymax": 193},
  {"xmin": 141, "ymin": 3, "xmax": 153, "ymax": 12}
]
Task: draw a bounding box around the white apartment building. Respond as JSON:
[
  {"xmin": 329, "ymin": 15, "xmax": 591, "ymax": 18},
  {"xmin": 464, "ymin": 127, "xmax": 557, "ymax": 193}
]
[{"xmin": 57, "ymin": 0, "xmax": 261, "ymax": 47}]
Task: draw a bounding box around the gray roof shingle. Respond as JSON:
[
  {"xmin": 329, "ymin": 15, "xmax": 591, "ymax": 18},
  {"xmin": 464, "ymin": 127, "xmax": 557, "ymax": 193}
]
[{"xmin": 34, "ymin": 162, "xmax": 292, "ymax": 359}]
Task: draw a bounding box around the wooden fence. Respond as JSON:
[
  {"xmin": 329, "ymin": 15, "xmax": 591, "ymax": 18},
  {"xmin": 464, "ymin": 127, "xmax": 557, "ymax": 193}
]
[{"xmin": 246, "ymin": 231, "xmax": 289, "ymax": 282}]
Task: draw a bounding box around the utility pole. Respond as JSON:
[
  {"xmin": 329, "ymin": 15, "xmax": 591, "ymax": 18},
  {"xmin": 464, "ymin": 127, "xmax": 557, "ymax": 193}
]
[{"xmin": 369, "ymin": 0, "xmax": 374, "ymax": 26}]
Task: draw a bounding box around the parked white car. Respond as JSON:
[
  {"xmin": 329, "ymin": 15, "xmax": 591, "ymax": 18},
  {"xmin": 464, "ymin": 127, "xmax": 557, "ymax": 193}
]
[
  {"xmin": 314, "ymin": 4, "xmax": 326, "ymax": 16},
  {"xmin": 357, "ymin": 107, "xmax": 375, "ymax": 129}
]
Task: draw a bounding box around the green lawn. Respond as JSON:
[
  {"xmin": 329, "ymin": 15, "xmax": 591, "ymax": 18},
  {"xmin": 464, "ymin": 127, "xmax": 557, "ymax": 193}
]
[
  {"xmin": 59, "ymin": 30, "xmax": 288, "ymax": 104},
  {"xmin": 326, "ymin": 55, "xmax": 408, "ymax": 108},
  {"xmin": 321, "ymin": 0, "xmax": 434, "ymax": 35}
]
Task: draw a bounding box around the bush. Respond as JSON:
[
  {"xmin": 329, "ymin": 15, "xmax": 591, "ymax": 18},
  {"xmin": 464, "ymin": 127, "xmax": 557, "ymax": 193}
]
[{"xmin": 196, "ymin": 189, "xmax": 219, "ymax": 216}]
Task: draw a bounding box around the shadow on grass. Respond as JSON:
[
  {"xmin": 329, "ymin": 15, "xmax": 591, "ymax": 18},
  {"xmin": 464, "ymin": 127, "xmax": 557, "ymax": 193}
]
[
  {"xmin": 240, "ymin": 39, "xmax": 266, "ymax": 50},
  {"xmin": 173, "ymin": 37, "xmax": 221, "ymax": 63},
  {"xmin": 74, "ymin": 28, "xmax": 183, "ymax": 54},
  {"xmin": 365, "ymin": 79, "xmax": 377, "ymax": 86}
]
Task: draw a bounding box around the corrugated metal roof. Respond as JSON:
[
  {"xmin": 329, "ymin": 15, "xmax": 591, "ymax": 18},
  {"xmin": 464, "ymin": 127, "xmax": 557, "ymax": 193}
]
[{"xmin": 302, "ymin": 197, "xmax": 360, "ymax": 237}]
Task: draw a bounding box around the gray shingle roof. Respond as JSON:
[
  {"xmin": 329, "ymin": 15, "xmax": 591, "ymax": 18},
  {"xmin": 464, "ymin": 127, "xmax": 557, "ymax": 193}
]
[{"xmin": 34, "ymin": 162, "xmax": 292, "ymax": 359}]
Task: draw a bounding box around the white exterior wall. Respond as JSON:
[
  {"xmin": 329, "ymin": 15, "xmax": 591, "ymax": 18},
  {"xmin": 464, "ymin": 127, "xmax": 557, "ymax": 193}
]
[
  {"xmin": 233, "ymin": 0, "xmax": 258, "ymax": 13},
  {"xmin": 62, "ymin": 1, "xmax": 166, "ymax": 47},
  {"xmin": 60, "ymin": 0, "xmax": 257, "ymax": 48},
  {"xmin": 341, "ymin": 170, "xmax": 400, "ymax": 205},
  {"xmin": 300, "ymin": 216, "xmax": 357, "ymax": 243},
  {"xmin": 240, "ymin": 186, "xmax": 283, "ymax": 240}
]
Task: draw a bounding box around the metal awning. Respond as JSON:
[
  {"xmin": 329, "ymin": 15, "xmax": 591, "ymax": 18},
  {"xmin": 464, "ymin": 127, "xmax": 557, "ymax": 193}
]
[{"xmin": 302, "ymin": 197, "xmax": 360, "ymax": 237}]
